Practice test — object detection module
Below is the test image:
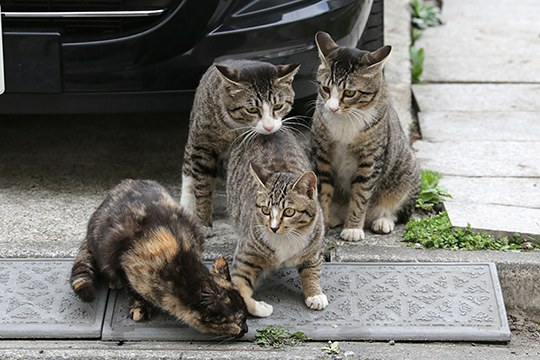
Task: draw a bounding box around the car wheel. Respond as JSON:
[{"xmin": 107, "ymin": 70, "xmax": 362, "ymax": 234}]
[{"xmin": 358, "ymin": 0, "xmax": 384, "ymax": 51}]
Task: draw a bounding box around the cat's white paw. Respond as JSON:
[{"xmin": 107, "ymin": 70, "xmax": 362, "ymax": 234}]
[
  {"xmin": 372, "ymin": 218, "xmax": 395, "ymax": 234},
  {"xmin": 340, "ymin": 228, "xmax": 365, "ymax": 241},
  {"xmin": 250, "ymin": 300, "xmax": 273, "ymax": 317},
  {"xmin": 305, "ymin": 294, "xmax": 328, "ymax": 311}
]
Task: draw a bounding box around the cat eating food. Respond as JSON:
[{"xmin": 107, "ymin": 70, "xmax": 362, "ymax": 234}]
[
  {"xmin": 180, "ymin": 60, "xmax": 300, "ymax": 229},
  {"xmin": 70, "ymin": 179, "xmax": 248, "ymax": 337},
  {"xmin": 311, "ymin": 31, "xmax": 420, "ymax": 241}
]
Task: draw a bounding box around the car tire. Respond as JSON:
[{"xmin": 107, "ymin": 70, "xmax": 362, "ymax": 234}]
[{"xmin": 358, "ymin": 0, "xmax": 384, "ymax": 51}]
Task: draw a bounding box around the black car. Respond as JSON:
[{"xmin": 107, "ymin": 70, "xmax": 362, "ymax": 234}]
[{"xmin": 0, "ymin": 0, "xmax": 383, "ymax": 114}]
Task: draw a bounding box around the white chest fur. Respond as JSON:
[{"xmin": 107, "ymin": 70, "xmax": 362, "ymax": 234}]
[
  {"xmin": 265, "ymin": 232, "xmax": 309, "ymax": 265},
  {"xmin": 333, "ymin": 143, "xmax": 357, "ymax": 194},
  {"xmin": 322, "ymin": 109, "xmax": 377, "ymax": 193}
]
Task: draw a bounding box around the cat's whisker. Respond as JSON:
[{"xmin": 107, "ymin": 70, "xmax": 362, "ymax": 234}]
[
  {"xmin": 224, "ymin": 125, "xmax": 253, "ymax": 136},
  {"xmin": 281, "ymin": 126, "xmax": 303, "ymax": 139}
]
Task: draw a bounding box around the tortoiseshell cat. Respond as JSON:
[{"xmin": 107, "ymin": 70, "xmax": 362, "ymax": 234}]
[
  {"xmin": 70, "ymin": 179, "xmax": 248, "ymax": 337},
  {"xmin": 312, "ymin": 32, "xmax": 420, "ymax": 241},
  {"xmin": 227, "ymin": 130, "xmax": 327, "ymax": 317},
  {"xmin": 180, "ymin": 60, "xmax": 299, "ymax": 229}
]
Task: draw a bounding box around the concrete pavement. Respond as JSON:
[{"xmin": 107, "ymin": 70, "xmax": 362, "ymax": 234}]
[{"xmin": 413, "ymin": 0, "xmax": 540, "ymax": 236}]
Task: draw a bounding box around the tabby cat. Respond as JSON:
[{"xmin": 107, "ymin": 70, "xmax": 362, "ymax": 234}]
[
  {"xmin": 180, "ymin": 59, "xmax": 300, "ymax": 229},
  {"xmin": 311, "ymin": 32, "xmax": 420, "ymax": 242},
  {"xmin": 227, "ymin": 130, "xmax": 327, "ymax": 317},
  {"xmin": 70, "ymin": 179, "xmax": 248, "ymax": 337}
]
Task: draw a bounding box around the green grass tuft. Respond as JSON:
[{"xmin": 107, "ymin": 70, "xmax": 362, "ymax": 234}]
[
  {"xmin": 416, "ymin": 170, "xmax": 452, "ymax": 210},
  {"xmin": 254, "ymin": 325, "xmax": 309, "ymax": 348},
  {"xmin": 410, "ymin": 0, "xmax": 444, "ymax": 29},
  {"xmin": 404, "ymin": 212, "xmax": 538, "ymax": 251},
  {"xmin": 410, "ymin": 46, "xmax": 425, "ymax": 84}
]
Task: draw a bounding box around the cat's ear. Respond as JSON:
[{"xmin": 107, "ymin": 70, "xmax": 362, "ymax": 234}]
[
  {"xmin": 275, "ymin": 64, "xmax": 300, "ymax": 84},
  {"xmin": 365, "ymin": 45, "xmax": 392, "ymax": 71},
  {"xmin": 292, "ymin": 171, "xmax": 318, "ymax": 199},
  {"xmin": 249, "ymin": 162, "xmax": 268, "ymax": 189},
  {"xmin": 215, "ymin": 65, "xmax": 245, "ymax": 87},
  {"xmin": 212, "ymin": 256, "xmax": 232, "ymax": 282},
  {"xmin": 315, "ymin": 32, "xmax": 339, "ymax": 67}
]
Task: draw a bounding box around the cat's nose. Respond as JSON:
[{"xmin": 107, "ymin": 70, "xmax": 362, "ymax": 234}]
[
  {"xmin": 329, "ymin": 106, "xmax": 339, "ymax": 113},
  {"xmin": 270, "ymin": 226, "xmax": 278, "ymax": 233},
  {"xmin": 263, "ymin": 124, "xmax": 274, "ymax": 132}
]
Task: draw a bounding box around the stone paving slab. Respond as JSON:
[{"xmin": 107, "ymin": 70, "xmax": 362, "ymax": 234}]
[
  {"xmin": 414, "ymin": 140, "xmax": 540, "ymax": 177},
  {"xmin": 102, "ymin": 262, "xmax": 511, "ymax": 343},
  {"xmin": 418, "ymin": 111, "xmax": 540, "ymax": 142},
  {"xmin": 444, "ymin": 202, "xmax": 540, "ymax": 237},
  {"xmin": 0, "ymin": 259, "xmax": 108, "ymax": 339},
  {"xmin": 417, "ymin": 0, "xmax": 540, "ymax": 83},
  {"xmin": 413, "ymin": 84, "xmax": 540, "ymax": 112},
  {"xmin": 439, "ymin": 176, "xmax": 540, "ymax": 210}
]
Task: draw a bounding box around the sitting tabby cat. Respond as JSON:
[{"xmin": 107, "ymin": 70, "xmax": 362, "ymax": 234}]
[
  {"xmin": 311, "ymin": 32, "xmax": 420, "ymax": 241},
  {"xmin": 227, "ymin": 130, "xmax": 328, "ymax": 317},
  {"xmin": 180, "ymin": 59, "xmax": 300, "ymax": 229},
  {"xmin": 70, "ymin": 179, "xmax": 248, "ymax": 337}
]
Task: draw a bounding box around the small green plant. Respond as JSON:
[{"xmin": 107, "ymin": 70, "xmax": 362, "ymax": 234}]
[
  {"xmin": 409, "ymin": 0, "xmax": 443, "ymax": 83},
  {"xmin": 404, "ymin": 212, "xmax": 538, "ymax": 251},
  {"xmin": 254, "ymin": 325, "xmax": 309, "ymax": 348},
  {"xmin": 410, "ymin": 0, "xmax": 444, "ymax": 29},
  {"xmin": 410, "ymin": 46, "xmax": 425, "ymax": 84},
  {"xmin": 416, "ymin": 169, "xmax": 452, "ymax": 211},
  {"xmin": 321, "ymin": 341, "xmax": 341, "ymax": 355}
]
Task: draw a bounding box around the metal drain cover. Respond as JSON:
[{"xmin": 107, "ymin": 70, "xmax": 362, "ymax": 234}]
[
  {"xmin": 102, "ymin": 262, "xmax": 510, "ymax": 342},
  {"xmin": 0, "ymin": 259, "xmax": 108, "ymax": 339}
]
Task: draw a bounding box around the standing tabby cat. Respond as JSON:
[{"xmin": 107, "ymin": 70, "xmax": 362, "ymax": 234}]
[
  {"xmin": 311, "ymin": 32, "xmax": 420, "ymax": 242},
  {"xmin": 227, "ymin": 131, "xmax": 328, "ymax": 317},
  {"xmin": 70, "ymin": 179, "xmax": 248, "ymax": 337},
  {"xmin": 180, "ymin": 60, "xmax": 300, "ymax": 229}
]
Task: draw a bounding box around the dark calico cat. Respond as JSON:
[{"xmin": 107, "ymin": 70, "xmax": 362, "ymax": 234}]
[
  {"xmin": 180, "ymin": 59, "xmax": 300, "ymax": 229},
  {"xmin": 227, "ymin": 131, "xmax": 327, "ymax": 317},
  {"xmin": 70, "ymin": 179, "xmax": 248, "ymax": 337},
  {"xmin": 312, "ymin": 32, "xmax": 420, "ymax": 241}
]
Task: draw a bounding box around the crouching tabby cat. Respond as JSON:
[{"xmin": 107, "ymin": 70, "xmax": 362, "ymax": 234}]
[
  {"xmin": 312, "ymin": 32, "xmax": 420, "ymax": 242},
  {"xmin": 70, "ymin": 179, "xmax": 248, "ymax": 337},
  {"xmin": 180, "ymin": 59, "xmax": 299, "ymax": 229},
  {"xmin": 227, "ymin": 131, "xmax": 328, "ymax": 317}
]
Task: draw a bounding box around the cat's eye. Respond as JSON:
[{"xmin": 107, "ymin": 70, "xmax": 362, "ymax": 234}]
[
  {"xmin": 321, "ymin": 86, "xmax": 330, "ymax": 94},
  {"xmin": 273, "ymin": 104, "xmax": 283, "ymax": 111},
  {"xmin": 246, "ymin": 107, "xmax": 259, "ymax": 114},
  {"xmin": 283, "ymin": 208, "xmax": 295, "ymax": 217},
  {"xmin": 343, "ymin": 89, "xmax": 356, "ymax": 97},
  {"xmin": 261, "ymin": 206, "xmax": 270, "ymax": 215}
]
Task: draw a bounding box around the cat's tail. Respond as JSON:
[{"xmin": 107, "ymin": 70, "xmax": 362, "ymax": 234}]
[
  {"xmin": 397, "ymin": 192, "xmax": 418, "ymax": 224},
  {"xmin": 70, "ymin": 238, "xmax": 97, "ymax": 302}
]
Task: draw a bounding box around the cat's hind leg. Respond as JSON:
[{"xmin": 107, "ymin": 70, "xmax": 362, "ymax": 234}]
[
  {"xmin": 70, "ymin": 238, "xmax": 97, "ymax": 302},
  {"xmin": 367, "ymin": 194, "xmax": 406, "ymax": 234},
  {"xmin": 328, "ymin": 201, "xmax": 346, "ymax": 228}
]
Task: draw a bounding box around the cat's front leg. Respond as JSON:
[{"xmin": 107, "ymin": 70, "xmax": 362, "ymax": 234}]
[
  {"xmin": 314, "ymin": 146, "xmax": 336, "ymax": 229},
  {"xmin": 129, "ymin": 297, "xmax": 153, "ymax": 321},
  {"xmin": 341, "ymin": 175, "xmax": 376, "ymax": 241},
  {"xmin": 231, "ymin": 275, "xmax": 273, "ymax": 318},
  {"xmin": 180, "ymin": 144, "xmax": 219, "ymax": 228},
  {"xmin": 298, "ymin": 257, "xmax": 328, "ymax": 311}
]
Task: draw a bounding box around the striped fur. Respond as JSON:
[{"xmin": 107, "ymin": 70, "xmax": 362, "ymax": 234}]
[
  {"xmin": 227, "ymin": 131, "xmax": 328, "ymax": 317},
  {"xmin": 70, "ymin": 179, "xmax": 248, "ymax": 337},
  {"xmin": 180, "ymin": 60, "xmax": 299, "ymax": 228},
  {"xmin": 311, "ymin": 32, "xmax": 420, "ymax": 241}
]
